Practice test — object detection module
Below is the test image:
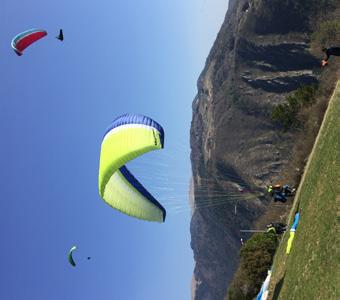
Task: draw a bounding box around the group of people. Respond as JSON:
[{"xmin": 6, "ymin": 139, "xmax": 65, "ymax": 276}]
[
  {"xmin": 258, "ymin": 45, "xmax": 339, "ymax": 234},
  {"xmin": 240, "ymin": 46, "xmax": 338, "ymax": 244},
  {"xmin": 264, "ymin": 184, "xmax": 293, "ymax": 234},
  {"xmin": 259, "ymin": 46, "xmax": 338, "ymax": 235},
  {"xmin": 261, "ymin": 184, "xmax": 295, "ymax": 235},
  {"xmin": 267, "ymin": 184, "xmax": 296, "ymax": 203}
]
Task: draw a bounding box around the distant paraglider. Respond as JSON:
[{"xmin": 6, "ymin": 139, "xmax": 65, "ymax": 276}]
[
  {"xmin": 98, "ymin": 114, "xmax": 166, "ymax": 223},
  {"xmin": 56, "ymin": 29, "xmax": 64, "ymax": 41},
  {"xmin": 68, "ymin": 246, "xmax": 91, "ymax": 267},
  {"xmin": 11, "ymin": 29, "xmax": 47, "ymax": 56},
  {"xmin": 68, "ymin": 246, "xmax": 77, "ymax": 267}
]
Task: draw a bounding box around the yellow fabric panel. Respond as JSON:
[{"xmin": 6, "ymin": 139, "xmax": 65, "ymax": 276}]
[
  {"xmin": 99, "ymin": 126, "xmax": 162, "ymax": 196},
  {"xmin": 102, "ymin": 170, "xmax": 163, "ymax": 222},
  {"xmin": 286, "ymin": 231, "xmax": 295, "ymax": 254}
]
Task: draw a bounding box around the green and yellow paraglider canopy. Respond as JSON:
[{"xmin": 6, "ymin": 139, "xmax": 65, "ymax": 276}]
[{"xmin": 98, "ymin": 114, "xmax": 166, "ymax": 222}]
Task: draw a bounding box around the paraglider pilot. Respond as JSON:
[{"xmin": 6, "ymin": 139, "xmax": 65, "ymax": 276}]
[
  {"xmin": 267, "ymin": 184, "xmax": 295, "ymax": 203},
  {"xmin": 321, "ymin": 47, "xmax": 340, "ymax": 66},
  {"xmin": 56, "ymin": 29, "xmax": 64, "ymax": 41},
  {"xmin": 266, "ymin": 222, "xmax": 287, "ymax": 234}
]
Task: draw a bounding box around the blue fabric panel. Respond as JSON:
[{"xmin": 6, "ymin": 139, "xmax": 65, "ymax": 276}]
[
  {"xmin": 291, "ymin": 212, "xmax": 300, "ymax": 230},
  {"xmin": 104, "ymin": 114, "xmax": 164, "ymax": 147}
]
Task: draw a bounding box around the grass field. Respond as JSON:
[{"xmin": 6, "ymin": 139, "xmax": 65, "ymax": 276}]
[{"xmin": 268, "ymin": 81, "xmax": 340, "ymax": 300}]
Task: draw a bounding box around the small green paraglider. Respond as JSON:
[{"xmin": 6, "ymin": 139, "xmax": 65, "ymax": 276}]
[{"xmin": 68, "ymin": 246, "xmax": 77, "ymax": 267}]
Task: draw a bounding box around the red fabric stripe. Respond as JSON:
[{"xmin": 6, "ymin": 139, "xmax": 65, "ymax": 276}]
[{"xmin": 15, "ymin": 31, "xmax": 47, "ymax": 52}]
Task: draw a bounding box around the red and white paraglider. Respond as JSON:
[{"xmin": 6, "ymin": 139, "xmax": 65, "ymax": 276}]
[{"xmin": 11, "ymin": 29, "xmax": 48, "ymax": 56}]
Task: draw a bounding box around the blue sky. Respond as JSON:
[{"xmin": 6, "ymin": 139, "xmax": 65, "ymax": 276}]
[{"xmin": 0, "ymin": 1, "xmax": 228, "ymax": 299}]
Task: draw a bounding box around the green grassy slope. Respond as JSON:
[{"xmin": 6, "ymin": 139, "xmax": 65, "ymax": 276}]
[{"xmin": 269, "ymin": 82, "xmax": 340, "ymax": 300}]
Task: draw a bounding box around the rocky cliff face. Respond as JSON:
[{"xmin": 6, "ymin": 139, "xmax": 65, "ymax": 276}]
[{"xmin": 190, "ymin": 0, "xmax": 320, "ymax": 299}]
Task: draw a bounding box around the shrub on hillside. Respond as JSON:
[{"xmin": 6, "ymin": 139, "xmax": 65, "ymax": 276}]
[
  {"xmin": 226, "ymin": 233, "xmax": 279, "ymax": 300},
  {"xmin": 271, "ymin": 85, "xmax": 317, "ymax": 130},
  {"xmin": 311, "ymin": 20, "xmax": 340, "ymax": 54}
]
